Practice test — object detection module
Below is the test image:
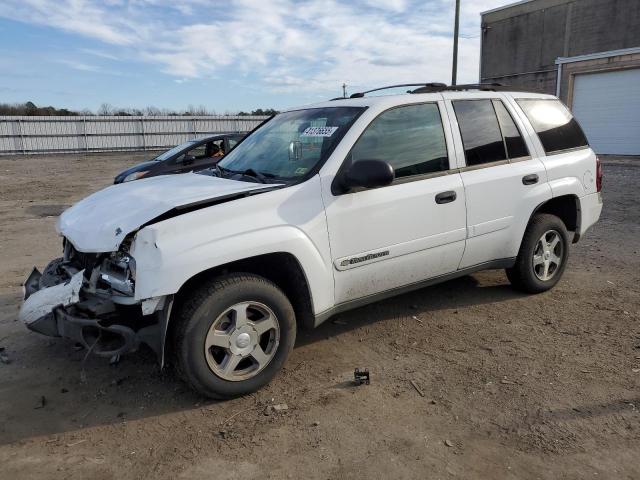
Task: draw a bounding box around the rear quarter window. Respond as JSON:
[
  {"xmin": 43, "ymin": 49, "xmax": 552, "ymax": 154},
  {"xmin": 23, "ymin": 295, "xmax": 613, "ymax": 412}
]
[{"xmin": 516, "ymin": 99, "xmax": 588, "ymax": 154}]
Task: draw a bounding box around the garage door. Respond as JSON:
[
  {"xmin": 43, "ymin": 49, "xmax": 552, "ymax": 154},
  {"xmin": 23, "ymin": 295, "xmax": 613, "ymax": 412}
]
[{"xmin": 571, "ymin": 68, "xmax": 640, "ymax": 155}]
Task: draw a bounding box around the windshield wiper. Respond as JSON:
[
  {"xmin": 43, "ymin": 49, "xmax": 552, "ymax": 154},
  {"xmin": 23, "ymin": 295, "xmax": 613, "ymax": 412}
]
[
  {"xmin": 216, "ymin": 166, "xmax": 279, "ymax": 184},
  {"xmin": 240, "ymin": 168, "xmax": 272, "ymax": 184},
  {"xmin": 213, "ymin": 164, "xmax": 230, "ymax": 178}
]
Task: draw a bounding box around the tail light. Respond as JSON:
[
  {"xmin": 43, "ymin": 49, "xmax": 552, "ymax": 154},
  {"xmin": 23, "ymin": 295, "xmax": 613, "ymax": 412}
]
[{"xmin": 595, "ymin": 156, "xmax": 603, "ymax": 192}]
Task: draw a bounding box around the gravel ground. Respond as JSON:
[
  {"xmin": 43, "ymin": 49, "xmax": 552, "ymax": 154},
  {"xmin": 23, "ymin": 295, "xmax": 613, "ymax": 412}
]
[{"xmin": 0, "ymin": 152, "xmax": 638, "ymax": 479}]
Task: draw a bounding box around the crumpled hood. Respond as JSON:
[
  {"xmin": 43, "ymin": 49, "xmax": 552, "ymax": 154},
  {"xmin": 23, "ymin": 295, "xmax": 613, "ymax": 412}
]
[{"xmin": 58, "ymin": 173, "xmax": 274, "ymax": 252}]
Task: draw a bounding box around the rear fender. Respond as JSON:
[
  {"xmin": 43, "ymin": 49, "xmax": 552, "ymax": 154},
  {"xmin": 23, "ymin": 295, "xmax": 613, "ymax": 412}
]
[{"xmin": 547, "ymin": 176, "xmax": 586, "ymax": 199}]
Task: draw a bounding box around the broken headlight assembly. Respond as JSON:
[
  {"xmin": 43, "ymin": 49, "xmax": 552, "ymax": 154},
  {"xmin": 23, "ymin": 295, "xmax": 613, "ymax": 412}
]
[{"xmin": 98, "ymin": 252, "xmax": 136, "ymax": 296}]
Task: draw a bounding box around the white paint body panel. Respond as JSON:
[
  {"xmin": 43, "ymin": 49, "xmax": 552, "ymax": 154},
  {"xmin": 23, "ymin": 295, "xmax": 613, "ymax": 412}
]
[
  {"xmin": 442, "ymin": 93, "xmax": 552, "ymax": 268},
  {"xmin": 130, "ymin": 175, "xmax": 335, "ymax": 315},
  {"xmin": 57, "ymin": 173, "xmax": 272, "ymax": 252},
  {"xmin": 578, "ymin": 192, "xmax": 603, "ymax": 235},
  {"xmin": 19, "ymin": 270, "xmax": 84, "ymax": 325},
  {"xmin": 39, "ymin": 90, "xmax": 601, "ymax": 324},
  {"xmin": 322, "ymin": 174, "xmax": 466, "ymax": 305},
  {"xmin": 572, "ymin": 68, "xmax": 640, "ymax": 155},
  {"xmin": 458, "ymin": 161, "xmax": 551, "ymax": 268}
]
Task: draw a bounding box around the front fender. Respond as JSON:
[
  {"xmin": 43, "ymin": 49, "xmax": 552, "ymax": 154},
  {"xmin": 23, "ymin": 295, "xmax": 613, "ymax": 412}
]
[{"xmin": 131, "ymin": 224, "xmax": 333, "ymax": 315}]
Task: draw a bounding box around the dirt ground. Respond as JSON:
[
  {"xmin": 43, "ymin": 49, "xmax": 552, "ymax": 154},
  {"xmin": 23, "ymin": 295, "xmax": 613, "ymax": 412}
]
[{"xmin": 0, "ymin": 152, "xmax": 638, "ymax": 479}]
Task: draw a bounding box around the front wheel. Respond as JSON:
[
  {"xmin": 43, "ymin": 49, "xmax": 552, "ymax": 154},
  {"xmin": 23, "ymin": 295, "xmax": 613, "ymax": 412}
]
[
  {"xmin": 172, "ymin": 273, "xmax": 296, "ymax": 399},
  {"xmin": 506, "ymin": 213, "xmax": 570, "ymax": 294}
]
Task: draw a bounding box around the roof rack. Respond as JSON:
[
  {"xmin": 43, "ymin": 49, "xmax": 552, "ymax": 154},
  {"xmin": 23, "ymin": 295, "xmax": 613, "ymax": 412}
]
[
  {"xmin": 348, "ymin": 83, "xmax": 447, "ymax": 99},
  {"xmin": 409, "ymin": 82, "xmax": 542, "ymax": 93},
  {"xmin": 330, "ymin": 82, "xmax": 540, "ymax": 100}
]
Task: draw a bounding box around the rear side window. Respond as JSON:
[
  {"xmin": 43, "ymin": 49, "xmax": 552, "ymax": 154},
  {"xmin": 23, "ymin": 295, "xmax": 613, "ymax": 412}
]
[
  {"xmin": 350, "ymin": 103, "xmax": 449, "ymax": 178},
  {"xmin": 516, "ymin": 99, "xmax": 588, "ymax": 154},
  {"xmin": 492, "ymin": 100, "xmax": 529, "ymax": 159},
  {"xmin": 453, "ymin": 100, "xmax": 507, "ymax": 166}
]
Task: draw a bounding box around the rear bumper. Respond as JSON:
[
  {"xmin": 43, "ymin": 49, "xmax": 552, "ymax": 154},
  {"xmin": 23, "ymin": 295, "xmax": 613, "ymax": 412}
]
[{"xmin": 577, "ymin": 191, "xmax": 603, "ymax": 238}]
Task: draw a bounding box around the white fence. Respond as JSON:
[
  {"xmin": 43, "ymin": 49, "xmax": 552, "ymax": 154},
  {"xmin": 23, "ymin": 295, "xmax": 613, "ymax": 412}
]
[{"xmin": 0, "ymin": 115, "xmax": 269, "ymax": 155}]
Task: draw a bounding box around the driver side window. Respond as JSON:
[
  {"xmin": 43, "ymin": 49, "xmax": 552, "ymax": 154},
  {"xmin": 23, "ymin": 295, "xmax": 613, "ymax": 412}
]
[
  {"xmin": 188, "ymin": 143, "xmax": 208, "ymax": 159},
  {"xmin": 350, "ymin": 103, "xmax": 449, "ymax": 179}
]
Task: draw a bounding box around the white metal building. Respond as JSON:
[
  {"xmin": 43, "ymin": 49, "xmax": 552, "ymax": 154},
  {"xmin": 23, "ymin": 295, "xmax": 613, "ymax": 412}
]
[
  {"xmin": 480, "ymin": 0, "xmax": 640, "ymax": 156},
  {"xmin": 557, "ymin": 48, "xmax": 640, "ymax": 156}
]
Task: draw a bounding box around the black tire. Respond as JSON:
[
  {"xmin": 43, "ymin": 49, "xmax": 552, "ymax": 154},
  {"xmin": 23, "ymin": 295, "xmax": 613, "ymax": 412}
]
[
  {"xmin": 39, "ymin": 257, "xmax": 66, "ymax": 288},
  {"xmin": 506, "ymin": 213, "xmax": 570, "ymax": 294},
  {"xmin": 172, "ymin": 273, "xmax": 296, "ymax": 399}
]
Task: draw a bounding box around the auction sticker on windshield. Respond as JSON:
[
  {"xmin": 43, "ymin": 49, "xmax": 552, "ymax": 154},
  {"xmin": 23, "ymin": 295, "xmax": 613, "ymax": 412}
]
[{"xmin": 301, "ymin": 126, "xmax": 338, "ymax": 137}]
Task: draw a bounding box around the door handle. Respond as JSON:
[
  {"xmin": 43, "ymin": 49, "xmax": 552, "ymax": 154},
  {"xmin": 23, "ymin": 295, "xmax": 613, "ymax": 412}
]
[
  {"xmin": 522, "ymin": 174, "xmax": 539, "ymax": 185},
  {"xmin": 435, "ymin": 191, "xmax": 457, "ymax": 204}
]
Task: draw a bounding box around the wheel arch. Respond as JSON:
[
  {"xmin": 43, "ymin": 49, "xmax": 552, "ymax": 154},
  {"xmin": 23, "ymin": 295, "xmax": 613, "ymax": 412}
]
[
  {"xmin": 172, "ymin": 251, "xmax": 315, "ymax": 330},
  {"xmin": 530, "ymin": 194, "xmax": 580, "ymax": 243}
]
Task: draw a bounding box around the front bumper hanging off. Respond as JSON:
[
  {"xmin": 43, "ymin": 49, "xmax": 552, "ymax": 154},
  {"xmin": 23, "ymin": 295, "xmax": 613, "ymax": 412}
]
[
  {"xmin": 21, "ymin": 267, "xmax": 84, "ymax": 336},
  {"xmin": 19, "ymin": 264, "xmax": 168, "ymax": 362}
]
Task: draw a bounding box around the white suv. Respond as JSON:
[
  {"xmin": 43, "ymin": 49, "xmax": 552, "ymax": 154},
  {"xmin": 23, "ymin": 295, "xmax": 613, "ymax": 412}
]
[{"xmin": 20, "ymin": 84, "xmax": 603, "ymax": 398}]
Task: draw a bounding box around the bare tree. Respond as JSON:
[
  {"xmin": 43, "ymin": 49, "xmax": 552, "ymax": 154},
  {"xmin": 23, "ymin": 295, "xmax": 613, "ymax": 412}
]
[{"xmin": 97, "ymin": 103, "xmax": 114, "ymax": 116}]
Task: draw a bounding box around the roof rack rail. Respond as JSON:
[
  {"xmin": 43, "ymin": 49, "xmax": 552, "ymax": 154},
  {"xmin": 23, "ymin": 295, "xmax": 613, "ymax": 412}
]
[
  {"xmin": 410, "ymin": 82, "xmax": 500, "ymax": 93},
  {"xmin": 410, "ymin": 83, "xmax": 542, "ymax": 94},
  {"xmin": 329, "ymin": 82, "xmax": 541, "ymax": 101},
  {"xmin": 346, "ymin": 83, "xmax": 447, "ymax": 99}
]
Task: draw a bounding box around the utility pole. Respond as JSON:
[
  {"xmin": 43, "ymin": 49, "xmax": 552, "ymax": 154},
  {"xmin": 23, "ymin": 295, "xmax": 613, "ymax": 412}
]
[
  {"xmin": 342, "ymin": 83, "xmax": 347, "ymax": 98},
  {"xmin": 452, "ymin": 0, "xmax": 461, "ymax": 86}
]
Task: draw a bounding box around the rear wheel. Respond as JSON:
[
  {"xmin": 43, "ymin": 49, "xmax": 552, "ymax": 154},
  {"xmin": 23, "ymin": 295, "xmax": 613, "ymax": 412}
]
[
  {"xmin": 172, "ymin": 273, "xmax": 296, "ymax": 399},
  {"xmin": 506, "ymin": 214, "xmax": 570, "ymax": 293}
]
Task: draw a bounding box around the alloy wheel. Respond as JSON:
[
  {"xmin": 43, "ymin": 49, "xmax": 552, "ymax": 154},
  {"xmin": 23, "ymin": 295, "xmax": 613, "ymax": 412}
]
[
  {"xmin": 204, "ymin": 301, "xmax": 280, "ymax": 381},
  {"xmin": 532, "ymin": 229, "xmax": 564, "ymax": 281}
]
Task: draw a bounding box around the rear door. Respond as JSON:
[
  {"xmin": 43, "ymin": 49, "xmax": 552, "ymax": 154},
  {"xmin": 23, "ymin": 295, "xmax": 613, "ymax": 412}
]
[
  {"xmin": 443, "ymin": 94, "xmax": 551, "ymax": 268},
  {"xmin": 322, "ymin": 101, "xmax": 467, "ymax": 305}
]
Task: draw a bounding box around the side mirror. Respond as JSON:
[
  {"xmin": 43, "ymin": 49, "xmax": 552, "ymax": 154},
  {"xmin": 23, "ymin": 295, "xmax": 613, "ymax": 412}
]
[
  {"xmin": 339, "ymin": 159, "xmax": 395, "ymax": 192},
  {"xmin": 182, "ymin": 154, "xmax": 195, "ymax": 165}
]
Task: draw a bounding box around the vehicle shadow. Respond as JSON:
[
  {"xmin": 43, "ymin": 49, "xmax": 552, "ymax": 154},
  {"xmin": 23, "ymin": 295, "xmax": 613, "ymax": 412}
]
[
  {"xmin": 297, "ymin": 272, "xmax": 525, "ymax": 347},
  {"xmin": 0, "ymin": 271, "xmax": 523, "ymax": 445}
]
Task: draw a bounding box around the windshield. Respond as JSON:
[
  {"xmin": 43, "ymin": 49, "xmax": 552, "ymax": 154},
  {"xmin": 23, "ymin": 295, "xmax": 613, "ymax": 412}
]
[
  {"xmin": 154, "ymin": 140, "xmax": 198, "ymax": 161},
  {"xmin": 218, "ymin": 107, "xmax": 364, "ymax": 180}
]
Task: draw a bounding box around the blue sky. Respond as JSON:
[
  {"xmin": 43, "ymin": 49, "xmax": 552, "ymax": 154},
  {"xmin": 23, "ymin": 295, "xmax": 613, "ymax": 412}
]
[{"xmin": 0, "ymin": 0, "xmax": 509, "ymax": 113}]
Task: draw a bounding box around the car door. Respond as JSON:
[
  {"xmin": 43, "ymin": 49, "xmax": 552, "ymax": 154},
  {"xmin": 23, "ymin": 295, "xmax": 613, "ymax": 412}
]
[
  {"xmin": 321, "ymin": 101, "xmax": 467, "ymax": 305},
  {"xmin": 189, "ymin": 141, "xmax": 219, "ymax": 171},
  {"xmin": 167, "ymin": 141, "xmax": 211, "ymax": 174},
  {"xmin": 443, "ymin": 94, "xmax": 551, "ymax": 269}
]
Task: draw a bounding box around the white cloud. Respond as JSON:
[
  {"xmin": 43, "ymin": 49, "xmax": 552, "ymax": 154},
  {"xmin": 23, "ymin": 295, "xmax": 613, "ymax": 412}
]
[
  {"xmin": 0, "ymin": 0, "xmax": 137, "ymax": 45},
  {"xmin": 56, "ymin": 58, "xmax": 128, "ymax": 76},
  {"xmin": 56, "ymin": 59, "xmax": 103, "ymax": 73},
  {"xmin": 80, "ymin": 48, "xmax": 120, "ymax": 61},
  {"xmin": 0, "ymin": 0, "xmax": 511, "ymax": 95}
]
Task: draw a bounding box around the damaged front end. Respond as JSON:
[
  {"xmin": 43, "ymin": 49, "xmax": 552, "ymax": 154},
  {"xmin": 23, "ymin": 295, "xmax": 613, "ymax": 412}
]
[{"xmin": 19, "ymin": 238, "xmax": 172, "ymax": 365}]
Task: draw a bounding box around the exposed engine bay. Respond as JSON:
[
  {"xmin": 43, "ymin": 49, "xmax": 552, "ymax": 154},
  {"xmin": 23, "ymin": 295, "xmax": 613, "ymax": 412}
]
[{"xmin": 20, "ymin": 238, "xmax": 171, "ymax": 364}]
